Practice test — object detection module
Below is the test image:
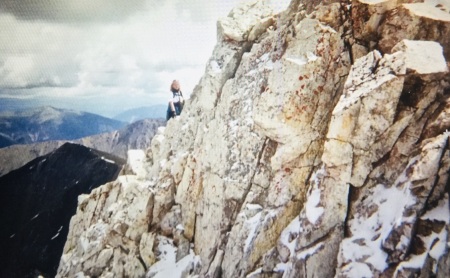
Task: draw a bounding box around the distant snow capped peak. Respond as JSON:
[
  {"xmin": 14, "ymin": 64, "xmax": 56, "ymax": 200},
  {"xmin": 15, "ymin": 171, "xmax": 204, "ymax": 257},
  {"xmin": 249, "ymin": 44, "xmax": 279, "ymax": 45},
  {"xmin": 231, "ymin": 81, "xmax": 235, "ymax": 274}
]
[{"xmin": 34, "ymin": 106, "xmax": 65, "ymax": 124}]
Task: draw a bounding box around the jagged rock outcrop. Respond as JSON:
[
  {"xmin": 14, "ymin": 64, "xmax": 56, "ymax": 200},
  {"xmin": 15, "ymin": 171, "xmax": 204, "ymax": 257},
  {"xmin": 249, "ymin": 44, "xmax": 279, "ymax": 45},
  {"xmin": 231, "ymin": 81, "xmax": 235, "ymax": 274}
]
[
  {"xmin": 0, "ymin": 143, "xmax": 124, "ymax": 278},
  {"xmin": 57, "ymin": 0, "xmax": 450, "ymax": 277},
  {"xmin": 0, "ymin": 118, "xmax": 164, "ymax": 177}
]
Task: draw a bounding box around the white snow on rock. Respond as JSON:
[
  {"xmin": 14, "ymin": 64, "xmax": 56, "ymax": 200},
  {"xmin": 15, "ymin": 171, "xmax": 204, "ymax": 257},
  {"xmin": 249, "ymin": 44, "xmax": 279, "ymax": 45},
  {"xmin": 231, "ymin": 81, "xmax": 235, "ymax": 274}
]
[
  {"xmin": 421, "ymin": 195, "xmax": 450, "ymax": 223},
  {"xmin": 278, "ymin": 216, "xmax": 302, "ymax": 261},
  {"xmin": 339, "ymin": 182, "xmax": 417, "ymax": 272},
  {"xmin": 244, "ymin": 211, "xmax": 263, "ymax": 252},
  {"xmin": 306, "ymin": 51, "xmax": 318, "ymax": 62},
  {"xmin": 100, "ymin": 156, "xmax": 115, "ymax": 164},
  {"xmin": 305, "ymin": 184, "xmax": 324, "ymax": 225},
  {"xmin": 210, "ymin": 60, "xmax": 222, "ymax": 74},
  {"xmin": 285, "ymin": 57, "xmax": 307, "ymax": 66},
  {"xmin": 394, "ymin": 195, "xmax": 450, "ymax": 274},
  {"xmin": 296, "ymin": 242, "xmax": 324, "ymax": 260},
  {"xmin": 127, "ymin": 149, "xmax": 147, "ymax": 178},
  {"xmin": 146, "ymin": 236, "xmax": 199, "ymax": 278}
]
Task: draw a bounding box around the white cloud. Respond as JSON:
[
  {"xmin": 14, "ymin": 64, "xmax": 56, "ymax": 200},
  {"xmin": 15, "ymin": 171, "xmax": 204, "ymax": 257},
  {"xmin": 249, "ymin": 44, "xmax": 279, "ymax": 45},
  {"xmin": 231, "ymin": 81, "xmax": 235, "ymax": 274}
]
[
  {"xmin": 1, "ymin": 0, "xmax": 147, "ymax": 22},
  {"xmin": 0, "ymin": 0, "xmax": 290, "ymax": 117}
]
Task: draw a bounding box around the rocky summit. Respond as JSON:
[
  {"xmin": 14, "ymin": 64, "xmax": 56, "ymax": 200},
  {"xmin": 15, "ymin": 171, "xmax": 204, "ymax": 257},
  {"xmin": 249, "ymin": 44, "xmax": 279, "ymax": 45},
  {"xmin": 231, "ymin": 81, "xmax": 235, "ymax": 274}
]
[{"xmin": 57, "ymin": 0, "xmax": 450, "ymax": 277}]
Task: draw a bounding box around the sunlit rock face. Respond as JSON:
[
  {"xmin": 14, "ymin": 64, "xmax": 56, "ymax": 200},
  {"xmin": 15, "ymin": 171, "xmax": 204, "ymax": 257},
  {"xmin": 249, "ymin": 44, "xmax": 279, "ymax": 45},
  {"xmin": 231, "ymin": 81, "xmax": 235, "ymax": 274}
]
[{"xmin": 57, "ymin": 0, "xmax": 450, "ymax": 277}]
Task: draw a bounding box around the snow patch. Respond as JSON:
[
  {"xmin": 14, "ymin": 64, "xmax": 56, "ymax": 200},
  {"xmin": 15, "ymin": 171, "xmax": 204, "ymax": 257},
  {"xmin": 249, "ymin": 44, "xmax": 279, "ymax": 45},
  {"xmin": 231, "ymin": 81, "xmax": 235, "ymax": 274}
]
[
  {"xmin": 246, "ymin": 267, "xmax": 262, "ymax": 277},
  {"xmin": 244, "ymin": 211, "xmax": 262, "ymax": 252},
  {"xmin": 279, "ymin": 216, "xmax": 302, "ymax": 259},
  {"xmin": 146, "ymin": 236, "xmax": 199, "ymax": 278},
  {"xmin": 395, "ymin": 195, "xmax": 450, "ymax": 274},
  {"xmin": 245, "ymin": 203, "xmax": 263, "ymax": 211},
  {"xmin": 306, "ymin": 51, "xmax": 318, "ymax": 62},
  {"xmin": 305, "ymin": 183, "xmax": 324, "ymax": 225},
  {"xmin": 101, "ymin": 157, "xmax": 115, "ymax": 164},
  {"xmin": 421, "ymin": 195, "xmax": 449, "ymax": 223},
  {"xmin": 340, "ymin": 262, "xmax": 373, "ymax": 278},
  {"xmin": 210, "ymin": 60, "xmax": 222, "ymax": 74},
  {"xmin": 340, "ymin": 181, "xmax": 417, "ymax": 272},
  {"xmin": 296, "ymin": 242, "xmax": 324, "ymax": 260},
  {"xmin": 274, "ymin": 261, "xmax": 291, "ymax": 273},
  {"xmin": 51, "ymin": 227, "xmax": 63, "ymax": 240},
  {"xmin": 127, "ymin": 149, "xmax": 147, "ymax": 178},
  {"xmin": 285, "ymin": 57, "xmax": 307, "ymax": 66}
]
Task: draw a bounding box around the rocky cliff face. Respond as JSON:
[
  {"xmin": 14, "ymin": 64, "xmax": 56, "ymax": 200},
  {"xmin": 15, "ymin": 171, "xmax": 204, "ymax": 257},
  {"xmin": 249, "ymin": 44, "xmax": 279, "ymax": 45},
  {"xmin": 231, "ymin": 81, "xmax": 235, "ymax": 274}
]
[{"xmin": 57, "ymin": 0, "xmax": 450, "ymax": 277}]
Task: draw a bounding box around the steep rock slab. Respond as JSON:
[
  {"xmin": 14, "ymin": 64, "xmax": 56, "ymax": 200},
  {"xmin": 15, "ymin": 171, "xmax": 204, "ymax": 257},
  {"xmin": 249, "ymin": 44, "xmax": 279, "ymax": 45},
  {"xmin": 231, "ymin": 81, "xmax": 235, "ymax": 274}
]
[
  {"xmin": 0, "ymin": 143, "xmax": 123, "ymax": 278},
  {"xmin": 221, "ymin": 10, "xmax": 351, "ymax": 278},
  {"xmin": 331, "ymin": 41, "xmax": 450, "ymax": 276},
  {"xmin": 337, "ymin": 134, "xmax": 449, "ymax": 277},
  {"xmin": 273, "ymin": 38, "xmax": 449, "ymax": 277},
  {"xmin": 57, "ymin": 1, "xmax": 450, "ymax": 278},
  {"xmin": 57, "ymin": 150, "xmax": 155, "ymax": 278},
  {"xmin": 57, "ymin": 1, "xmax": 277, "ymax": 277}
]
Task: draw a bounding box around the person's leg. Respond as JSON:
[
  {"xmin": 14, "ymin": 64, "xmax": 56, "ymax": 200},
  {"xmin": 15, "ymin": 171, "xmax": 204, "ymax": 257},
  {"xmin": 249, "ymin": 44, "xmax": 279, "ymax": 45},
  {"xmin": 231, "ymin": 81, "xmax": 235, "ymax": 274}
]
[
  {"xmin": 174, "ymin": 102, "xmax": 181, "ymax": 115},
  {"xmin": 166, "ymin": 105, "xmax": 172, "ymax": 120},
  {"xmin": 169, "ymin": 100, "xmax": 176, "ymax": 113},
  {"xmin": 167, "ymin": 101, "xmax": 176, "ymax": 120}
]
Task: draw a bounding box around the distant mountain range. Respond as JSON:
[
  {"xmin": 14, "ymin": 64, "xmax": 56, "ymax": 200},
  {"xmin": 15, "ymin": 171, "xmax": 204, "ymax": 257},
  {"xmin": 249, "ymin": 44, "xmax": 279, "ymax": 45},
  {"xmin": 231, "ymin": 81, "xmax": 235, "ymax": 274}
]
[
  {"xmin": 113, "ymin": 105, "xmax": 167, "ymax": 123},
  {"xmin": 0, "ymin": 143, "xmax": 124, "ymax": 278},
  {"xmin": 0, "ymin": 106, "xmax": 126, "ymax": 147},
  {"xmin": 0, "ymin": 118, "xmax": 165, "ymax": 177}
]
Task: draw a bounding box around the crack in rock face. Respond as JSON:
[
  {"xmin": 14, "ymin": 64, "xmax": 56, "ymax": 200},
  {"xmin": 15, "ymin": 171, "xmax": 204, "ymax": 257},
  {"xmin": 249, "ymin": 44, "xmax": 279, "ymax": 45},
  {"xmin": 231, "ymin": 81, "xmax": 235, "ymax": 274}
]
[{"xmin": 56, "ymin": 1, "xmax": 450, "ymax": 277}]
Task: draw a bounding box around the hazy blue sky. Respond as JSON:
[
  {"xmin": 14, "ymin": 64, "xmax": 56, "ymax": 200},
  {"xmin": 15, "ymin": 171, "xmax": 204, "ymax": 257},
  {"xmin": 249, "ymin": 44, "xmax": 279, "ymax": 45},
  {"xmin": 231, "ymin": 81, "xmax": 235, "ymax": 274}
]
[{"xmin": 0, "ymin": 0, "xmax": 290, "ymax": 117}]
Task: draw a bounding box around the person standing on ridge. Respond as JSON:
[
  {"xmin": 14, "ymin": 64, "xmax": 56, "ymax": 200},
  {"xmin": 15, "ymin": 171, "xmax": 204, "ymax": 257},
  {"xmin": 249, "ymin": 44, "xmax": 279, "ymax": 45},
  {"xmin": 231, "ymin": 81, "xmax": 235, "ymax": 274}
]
[{"xmin": 166, "ymin": 80, "xmax": 184, "ymax": 120}]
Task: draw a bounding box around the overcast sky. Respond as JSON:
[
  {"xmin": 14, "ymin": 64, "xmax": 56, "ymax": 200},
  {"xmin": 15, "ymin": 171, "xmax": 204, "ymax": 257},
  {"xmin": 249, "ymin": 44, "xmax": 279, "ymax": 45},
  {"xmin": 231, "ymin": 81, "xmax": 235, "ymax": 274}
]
[{"xmin": 0, "ymin": 0, "xmax": 290, "ymax": 117}]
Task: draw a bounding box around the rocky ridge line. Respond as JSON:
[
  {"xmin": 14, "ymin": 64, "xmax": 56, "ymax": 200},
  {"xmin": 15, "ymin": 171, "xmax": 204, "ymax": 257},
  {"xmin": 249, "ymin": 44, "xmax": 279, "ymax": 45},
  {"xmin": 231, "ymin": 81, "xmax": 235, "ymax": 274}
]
[{"xmin": 57, "ymin": 0, "xmax": 450, "ymax": 277}]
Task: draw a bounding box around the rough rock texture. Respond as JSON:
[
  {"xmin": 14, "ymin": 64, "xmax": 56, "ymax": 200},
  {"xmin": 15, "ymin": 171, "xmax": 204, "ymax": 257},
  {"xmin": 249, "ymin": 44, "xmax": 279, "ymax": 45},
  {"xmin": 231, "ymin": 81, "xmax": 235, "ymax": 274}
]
[{"xmin": 58, "ymin": 0, "xmax": 450, "ymax": 277}]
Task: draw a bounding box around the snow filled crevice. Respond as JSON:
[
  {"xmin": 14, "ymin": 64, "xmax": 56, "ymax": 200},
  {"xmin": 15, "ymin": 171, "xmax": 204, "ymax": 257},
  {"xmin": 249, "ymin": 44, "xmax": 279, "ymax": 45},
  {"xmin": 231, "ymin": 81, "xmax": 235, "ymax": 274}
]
[
  {"xmin": 338, "ymin": 182, "xmax": 417, "ymax": 274},
  {"xmin": 394, "ymin": 195, "xmax": 450, "ymax": 275},
  {"xmin": 146, "ymin": 236, "xmax": 200, "ymax": 278}
]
